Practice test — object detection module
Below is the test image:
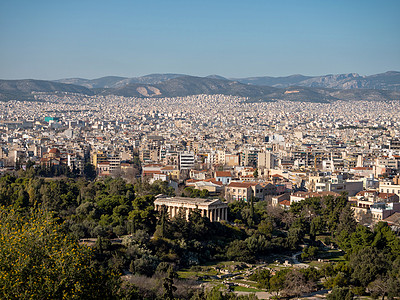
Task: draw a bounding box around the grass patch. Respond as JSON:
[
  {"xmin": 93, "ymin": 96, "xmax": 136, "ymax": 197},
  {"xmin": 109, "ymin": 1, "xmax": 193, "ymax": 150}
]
[
  {"xmin": 231, "ymin": 280, "xmax": 258, "ymax": 286},
  {"xmin": 329, "ymin": 254, "xmax": 346, "ymax": 262},
  {"xmin": 177, "ymin": 271, "xmax": 198, "ymax": 279},
  {"xmin": 203, "ymin": 260, "xmax": 246, "ymax": 267},
  {"xmin": 177, "ymin": 266, "xmax": 219, "ymax": 280},
  {"xmin": 308, "ymin": 261, "xmax": 329, "ymax": 268},
  {"xmin": 314, "ymin": 249, "xmax": 346, "ymax": 262},
  {"xmin": 233, "ymin": 286, "xmax": 263, "ymax": 292}
]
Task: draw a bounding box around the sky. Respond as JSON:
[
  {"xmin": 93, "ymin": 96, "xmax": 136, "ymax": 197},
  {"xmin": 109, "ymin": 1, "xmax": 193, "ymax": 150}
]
[{"xmin": 0, "ymin": 0, "xmax": 399, "ymax": 80}]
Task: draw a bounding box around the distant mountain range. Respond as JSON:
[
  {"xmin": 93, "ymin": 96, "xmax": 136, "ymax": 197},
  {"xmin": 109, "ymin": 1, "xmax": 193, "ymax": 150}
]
[
  {"xmin": 0, "ymin": 71, "xmax": 399, "ymax": 102},
  {"xmin": 0, "ymin": 79, "xmax": 94, "ymax": 101},
  {"xmin": 55, "ymin": 71, "xmax": 400, "ymax": 91}
]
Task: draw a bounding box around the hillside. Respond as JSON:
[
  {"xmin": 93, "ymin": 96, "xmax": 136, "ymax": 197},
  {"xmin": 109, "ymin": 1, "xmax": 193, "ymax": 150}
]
[
  {"xmin": 0, "ymin": 79, "xmax": 94, "ymax": 101},
  {"xmin": 236, "ymin": 71, "xmax": 400, "ymax": 90},
  {"xmin": 55, "ymin": 74, "xmax": 185, "ymax": 89},
  {"xmin": 1, "ymin": 72, "xmax": 400, "ymax": 102},
  {"xmin": 98, "ymin": 75, "xmax": 400, "ymax": 102}
]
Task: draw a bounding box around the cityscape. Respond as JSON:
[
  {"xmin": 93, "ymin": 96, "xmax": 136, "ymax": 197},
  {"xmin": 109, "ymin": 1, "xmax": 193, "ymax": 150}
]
[
  {"xmin": 1, "ymin": 0, "xmax": 400, "ymax": 299},
  {"xmin": 1, "ymin": 89, "xmax": 400, "ymax": 298}
]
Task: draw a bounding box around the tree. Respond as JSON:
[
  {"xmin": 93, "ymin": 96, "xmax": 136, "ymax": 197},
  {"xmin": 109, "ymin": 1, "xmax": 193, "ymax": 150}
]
[
  {"xmin": 15, "ymin": 189, "xmax": 29, "ymax": 209},
  {"xmin": 253, "ymin": 169, "xmax": 258, "ymax": 179},
  {"xmin": 283, "ymin": 269, "xmax": 315, "ymax": 298},
  {"xmin": 162, "ymin": 266, "xmax": 177, "ymax": 300},
  {"xmin": 128, "ymin": 195, "xmax": 156, "ymax": 233},
  {"xmin": 367, "ymin": 275, "xmax": 391, "ymax": 300},
  {"xmin": 336, "ymin": 204, "xmax": 357, "ymax": 237},
  {"xmin": 0, "ymin": 207, "xmax": 119, "ymax": 299},
  {"xmin": 301, "ymin": 246, "xmax": 319, "ymax": 261},
  {"xmin": 310, "ymin": 216, "xmax": 325, "ymax": 241},
  {"xmin": 349, "ymin": 247, "xmax": 389, "ymax": 288},
  {"xmin": 372, "ymin": 222, "xmax": 400, "ymax": 254},
  {"xmin": 154, "ymin": 205, "xmax": 169, "ymax": 239},
  {"xmin": 269, "ymin": 269, "xmax": 290, "ymax": 297},
  {"xmin": 249, "ymin": 269, "xmax": 270, "ymax": 289},
  {"xmin": 327, "ymin": 287, "xmax": 354, "ymax": 300},
  {"xmin": 287, "ymin": 226, "xmax": 304, "ymax": 250},
  {"xmin": 258, "ymin": 219, "xmax": 273, "ymax": 238},
  {"xmin": 248, "ymin": 196, "xmax": 255, "ymax": 227},
  {"xmin": 83, "ymin": 163, "xmax": 97, "ymax": 181},
  {"xmin": 226, "ymin": 240, "xmax": 254, "ymax": 263}
]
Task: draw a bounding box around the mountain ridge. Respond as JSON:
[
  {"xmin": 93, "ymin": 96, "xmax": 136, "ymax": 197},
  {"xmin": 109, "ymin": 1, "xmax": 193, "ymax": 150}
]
[
  {"xmin": 0, "ymin": 79, "xmax": 94, "ymax": 101},
  {"xmin": 1, "ymin": 71, "xmax": 399, "ymax": 102},
  {"xmin": 54, "ymin": 71, "xmax": 400, "ymax": 91}
]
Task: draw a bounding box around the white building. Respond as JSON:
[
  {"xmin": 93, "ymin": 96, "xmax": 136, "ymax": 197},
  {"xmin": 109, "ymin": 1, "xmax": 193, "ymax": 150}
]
[{"xmin": 179, "ymin": 151, "xmax": 195, "ymax": 170}]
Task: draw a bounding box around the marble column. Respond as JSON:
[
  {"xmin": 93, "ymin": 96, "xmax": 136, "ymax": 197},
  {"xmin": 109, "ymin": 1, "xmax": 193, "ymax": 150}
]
[{"xmin": 186, "ymin": 208, "xmax": 190, "ymax": 220}]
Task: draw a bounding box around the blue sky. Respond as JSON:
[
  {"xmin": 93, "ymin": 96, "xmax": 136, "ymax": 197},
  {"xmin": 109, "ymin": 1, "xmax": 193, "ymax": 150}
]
[{"xmin": 0, "ymin": 0, "xmax": 399, "ymax": 79}]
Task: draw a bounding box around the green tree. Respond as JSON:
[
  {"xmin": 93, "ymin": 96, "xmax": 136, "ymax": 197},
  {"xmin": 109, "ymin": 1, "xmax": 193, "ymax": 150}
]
[
  {"xmin": 226, "ymin": 240, "xmax": 254, "ymax": 263},
  {"xmin": 327, "ymin": 287, "xmax": 354, "ymax": 300},
  {"xmin": 257, "ymin": 219, "xmax": 273, "ymax": 238},
  {"xmin": 0, "ymin": 207, "xmax": 119, "ymax": 299},
  {"xmin": 301, "ymin": 246, "xmax": 319, "ymax": 261},
  {"xmin": 15, "ymin": 189, "xmax": 29, "ymax": 209},
  {"xmin": 287, "ymin": 226, "xmax": 304, "ymax": 250},
  {"xmin": 349, "ymin": 247, "xmax": 389, "ymax": 288},
  {"xmin": 310, "ymin": 216, "xmax": 325, "ymax": 241},
  {"xmin": 83, "ymin": 163, "xmax": 97, "ymax": 181},
  {"xmin": 128, "ymin": 195, "xmax": 156, "ymax": 233},
  {"xmin": 162, "ymin": 266, "xmax": 177, "ymax": 300},
  {"xmin": 269, "ymin": 269, "xmax": 290, "ymax": 296},
  {"xmin": 253, "ymin": 169, "xmax": 258, "ymax": 179},
  {"xmin": 249, "ymin": 269, "xmax": 270, "ymax": 289},
  {"xmin": 154, "ymin": 204, "xmax": 168, "ymax": 238}
]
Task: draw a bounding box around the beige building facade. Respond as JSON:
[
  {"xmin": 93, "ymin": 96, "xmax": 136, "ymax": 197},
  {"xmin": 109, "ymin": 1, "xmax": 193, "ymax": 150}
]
[{"xmin": 154, "ymin": 196, "xmax": 228, "ymax": 222}]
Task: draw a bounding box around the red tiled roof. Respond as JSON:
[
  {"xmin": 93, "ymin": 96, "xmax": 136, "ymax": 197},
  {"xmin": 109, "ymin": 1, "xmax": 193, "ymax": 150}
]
[
  {"xmin": 49, "ymin": 148, "xmax": 60, "ymax": 154},
  {"xmin": 215, "ymin": 171, "xmax": 232, "ymax": 177},
  {"xmin": 204, "ymin": 178, "xmax": 223, "ymax": 185},
  {"xmin": 162, "ymin": 166, "xmax": 176, "ymax": 170},
  {"xmin": 378, "ymin": 193, "xmax": 397, "ymax": 199},
  {"xmin": 143, "ymin": 164, "xmax": 163, "ymax": 167},
  {"xmin": 186, "ymin": 179, "xmax": 200, "ymax": 183},
  {"xmin": 227, "ymin": 182, "xmax": 252, "ymax": 188},
  {"xmin": 143, "ymin": 170, "xmax": 162, "ymax": 175},
  {"xmin": 279, "ymin": 200, "xmax": 291, "ymax": 206}
]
